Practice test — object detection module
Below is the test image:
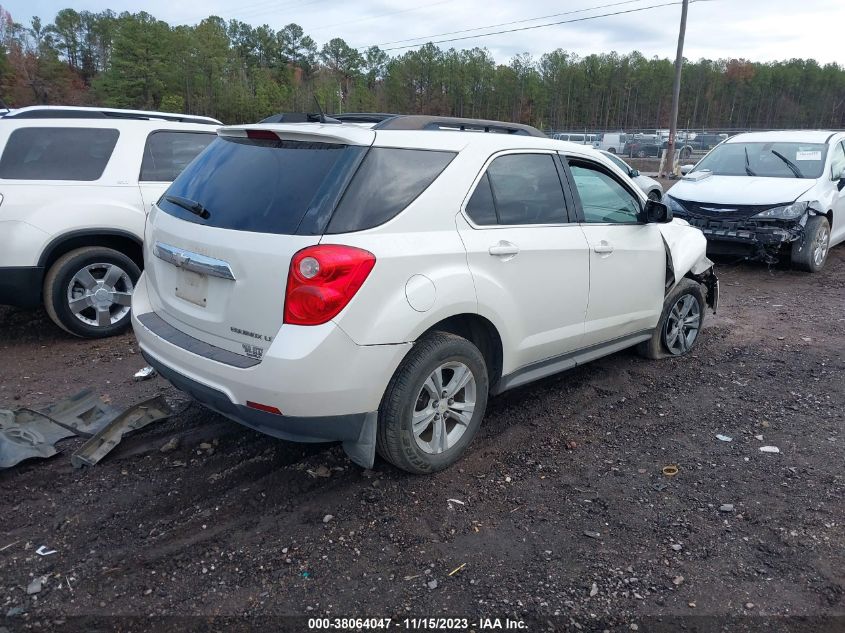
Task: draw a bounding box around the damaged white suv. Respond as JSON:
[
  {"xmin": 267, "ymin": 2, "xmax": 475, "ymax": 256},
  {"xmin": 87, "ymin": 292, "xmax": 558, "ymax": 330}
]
[{"xmin": 132, "ymin": 115, "xmax": 717, "ymax": 474}]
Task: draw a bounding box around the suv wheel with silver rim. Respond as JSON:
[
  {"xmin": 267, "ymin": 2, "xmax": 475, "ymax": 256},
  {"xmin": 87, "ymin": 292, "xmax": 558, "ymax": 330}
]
[
  {"xmin": 44, "ymin": 246, "xmax": 141, "ymax": 338},
  {"xmin": 377, "ymin": 331, "xmax": 488, "ymax": 474},
  {"xmin": 637, "ymin": 278, "xmax": 706, "ymax": 360}
]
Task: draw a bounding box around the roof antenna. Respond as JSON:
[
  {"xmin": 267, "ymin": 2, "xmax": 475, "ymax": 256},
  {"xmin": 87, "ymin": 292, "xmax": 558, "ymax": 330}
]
[{"xmin": 313, "ymin": 95, "xmax": 326, "ymax": 124}]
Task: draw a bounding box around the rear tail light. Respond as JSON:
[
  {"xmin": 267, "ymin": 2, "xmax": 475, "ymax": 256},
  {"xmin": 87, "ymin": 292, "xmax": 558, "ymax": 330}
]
[{"xmin": 284, "ymin": 245, "xmax": 376, "ymax": 326}]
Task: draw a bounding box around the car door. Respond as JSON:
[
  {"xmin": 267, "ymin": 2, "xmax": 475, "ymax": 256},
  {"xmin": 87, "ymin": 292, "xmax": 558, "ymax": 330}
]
[
  {"xmin": 138, "ymin": 130, "xmax": 216, "ymax": 213},
  {"xmin": 456, "ymin": 151, "xmax": 590, "ymax": 374},
  {"xmin": 827, "ymin": 139, "xmax": 845, "ymax": 245},
  {"xmin": 561, "ymin": 155, "xmax": 666, "ymax": 348}
]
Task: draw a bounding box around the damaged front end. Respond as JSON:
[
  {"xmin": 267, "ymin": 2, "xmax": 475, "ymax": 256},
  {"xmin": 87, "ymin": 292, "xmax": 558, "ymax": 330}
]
[
  {"xmin": 666, "ymin": 197, "xmax": 819, "ymax": 263},
  {"xmin": 658, "ymin": 220, "xmax": 719, "ymax": 312}
]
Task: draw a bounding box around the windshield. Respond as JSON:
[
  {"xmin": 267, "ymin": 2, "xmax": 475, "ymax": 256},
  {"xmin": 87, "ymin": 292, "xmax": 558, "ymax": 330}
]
[{"xmin": 692, "ymin": 141, "xmax": 827, "ymax": 179}]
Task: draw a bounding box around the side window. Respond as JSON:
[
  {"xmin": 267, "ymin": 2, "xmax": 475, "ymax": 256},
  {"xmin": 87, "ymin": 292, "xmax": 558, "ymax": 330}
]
[
  {"xmin": 569, "ymin": 161, "xmax": 641, "ymax": 224},
  {"xmin": 485, "ymin": 154, "xmax": 568, "ymax": 225},
  {"xmin": 829, "ymin": 141, "xmax": 845, "ymax": 180},
  {"xmin": 465, "ymin": 172, "xmax": 497, "ymax": 225},
  {"xmin": 140, "ymin": 131, "xmax": 216, "ymax": 182},
  {"xmin": 0, "ymin": 127, "xmax": 119, "ymax": 181},
  {"xmin": 327, "ymin": 148, "xmax": 455, "ymax": 234}
]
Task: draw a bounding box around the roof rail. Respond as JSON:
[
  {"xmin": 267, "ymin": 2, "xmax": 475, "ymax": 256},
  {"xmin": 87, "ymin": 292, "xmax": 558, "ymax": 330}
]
[
  {"xmin": 373, "ymin": 115, "xmax": 545, "ymax": 137},
  {"xmin": 259, "ymin": 112, "xmax": 341, "ymax": 124},
  {"xmin": 2, "ymin": 106, "xmax": 221, "ymax": 125}
]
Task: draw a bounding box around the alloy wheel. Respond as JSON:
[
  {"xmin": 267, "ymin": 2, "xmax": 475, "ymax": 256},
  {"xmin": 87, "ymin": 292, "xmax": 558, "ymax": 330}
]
[
  {"xmin": 67, "ymin": 262, "xmax": 134, "ymax": 328},
  {"xmin": 663, "ymin": 294, "xmax": 701, "ymax": 355},
  {"xmin": 412, "ymin": 361, "xmax": 476, "ymax": 454}
]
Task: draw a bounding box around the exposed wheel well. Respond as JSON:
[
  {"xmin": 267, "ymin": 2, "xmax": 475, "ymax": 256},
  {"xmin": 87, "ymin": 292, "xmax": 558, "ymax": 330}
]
[
  {"xmin": 421, "ymin": 314, "xmax": 504, "ymax": 391},
  {"xmin": 40, "ymin": 231, "xmax": 144, "ymax": 274}
]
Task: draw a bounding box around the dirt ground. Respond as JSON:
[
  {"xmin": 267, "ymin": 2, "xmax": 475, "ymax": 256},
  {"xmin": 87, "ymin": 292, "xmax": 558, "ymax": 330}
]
[{"xmin": 1, "ymin": 246, "xmax": 843, "ymax": 632}]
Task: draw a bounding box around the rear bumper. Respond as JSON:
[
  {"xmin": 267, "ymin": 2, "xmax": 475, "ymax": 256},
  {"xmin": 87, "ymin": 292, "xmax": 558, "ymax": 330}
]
[
  {"xmin": 0, "ymin": 266, "xmax": 43, "ymax": 307},
  {"xmin": 143, "ymin": 351, "xmax": 370, "ymax": 443}
]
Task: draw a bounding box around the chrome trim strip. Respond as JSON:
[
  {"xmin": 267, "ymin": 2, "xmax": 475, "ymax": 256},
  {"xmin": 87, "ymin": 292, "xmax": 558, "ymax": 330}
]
[{"xmin": 153, "ymin": 242, "xmax": 235, "ymax": 280}]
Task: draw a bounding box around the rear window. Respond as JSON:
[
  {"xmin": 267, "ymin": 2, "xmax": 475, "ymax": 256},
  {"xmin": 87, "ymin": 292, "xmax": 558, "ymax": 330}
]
[
  {"xmin": 140, "ymin": 131, "xmax": 215, "ymax": 182},
  {"xmin": 0, "ymin": 127, "xmax": 119, "ymax": 181},
  {"xmin": 159, "ymin": 137, "xmax": 364, "ymax": 235},
  {"xmin": 326, "ymin": 148, "xmax": 455, "ymax": 234}
]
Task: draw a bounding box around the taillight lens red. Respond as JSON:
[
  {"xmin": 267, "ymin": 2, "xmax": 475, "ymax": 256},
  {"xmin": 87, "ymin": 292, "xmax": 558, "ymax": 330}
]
[{"xmin": 284, "ymin": 245, "xmax": 376, "ymax": 326}]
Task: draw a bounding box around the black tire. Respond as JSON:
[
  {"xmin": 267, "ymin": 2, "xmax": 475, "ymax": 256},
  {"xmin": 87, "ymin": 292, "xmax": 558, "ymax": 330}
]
[
  {"xmin": 647, "ymin": 190, "xmax": 662, "ymax": 201},
  {"xmin": 637, "ymin": 278, "xmax": 706, "ymax": 360},
  {"xmin": 680, "ymin": 147, "xmax": 692, "ymax": 159},
  {"xmin": 376, "ymin": 331, "xmax": 489, "ymax": 474},
  {"xmin": 43, "ymin": 246, "xmax": 141, "ymax": 338},
  {"xmin": 608, "ymin": 147, "xmax": 617, "ymax": 154},
  {"xmin": 636, "ymin": 149, "xmax": 647, "ymax": 158},
  {"xmin": 790, "ymin": 215, "xmax": 830, "ymax": 273}
]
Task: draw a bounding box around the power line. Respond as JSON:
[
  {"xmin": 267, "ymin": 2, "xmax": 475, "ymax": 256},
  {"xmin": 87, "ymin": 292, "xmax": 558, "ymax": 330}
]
[
  {"xmin": 372, "ymin": 0, "xmax": 714, "ymax": 53},
  {"xmin": 309, "ymin": 0, "xmax": 451, "ymax": 33},
  {"xmin": 362, "ymin": 0, "xmax": 652, "ymax": 50}
]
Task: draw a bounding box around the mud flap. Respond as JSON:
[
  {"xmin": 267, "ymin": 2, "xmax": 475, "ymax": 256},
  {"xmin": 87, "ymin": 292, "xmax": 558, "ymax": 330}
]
[{"xmin": 342, "ymin": 411, "xmax": 378, "ymax": 469}]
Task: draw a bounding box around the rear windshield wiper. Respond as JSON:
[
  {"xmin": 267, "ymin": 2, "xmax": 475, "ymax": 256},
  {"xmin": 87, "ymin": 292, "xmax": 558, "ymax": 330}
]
[
  {"xmin": 744, "ymin": 147, "xmax": 756, "ymax": 176},
  {"xmin": 164, "ymin": 195, "xmax": 210, "ymax": 219},
  {"xmin": 770, "ymin": 150, "xmax": 804, "ymax": 178}
]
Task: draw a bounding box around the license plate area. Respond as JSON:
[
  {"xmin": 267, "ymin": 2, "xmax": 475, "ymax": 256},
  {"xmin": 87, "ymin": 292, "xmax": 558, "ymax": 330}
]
[{"xmin": 175, "ymin": 269, "xmax": 208, "ymax": 307}]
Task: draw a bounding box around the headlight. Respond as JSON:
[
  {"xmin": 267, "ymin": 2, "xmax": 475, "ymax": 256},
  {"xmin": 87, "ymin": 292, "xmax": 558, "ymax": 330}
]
[
  {"xmin": 664, "ymin": 195, "xmax": 687, "ymax": 214},
  {"xmin": 753, "ymin": 200, "xmax": 815, "ymax": 220}
]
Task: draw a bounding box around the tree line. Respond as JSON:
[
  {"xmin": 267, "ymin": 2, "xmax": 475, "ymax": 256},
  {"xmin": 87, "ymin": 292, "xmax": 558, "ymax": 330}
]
[{"xmin": 1, "ymin": 6, "xmax": 844, "ymax": 131}]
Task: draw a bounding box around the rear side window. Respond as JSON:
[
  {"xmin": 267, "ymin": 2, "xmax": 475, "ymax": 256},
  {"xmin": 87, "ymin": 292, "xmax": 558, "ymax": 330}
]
[
  {"xmin": 466, "ymin": 153, "xmax": 568, "ymax": 226},
  {"xmin": 0, "ymin": 127, "xmax": 119, "ymax": 181},
  {"xmin": 159, "ymin": 137, "xmax": 364, "ymax": 235},
  {"xmin": 326, "ymin": 148, "xmax": 455, "ymax": 234},
  {"xmin": 140, "ymin": 131, "xmax": 215, "ymax": 182}
]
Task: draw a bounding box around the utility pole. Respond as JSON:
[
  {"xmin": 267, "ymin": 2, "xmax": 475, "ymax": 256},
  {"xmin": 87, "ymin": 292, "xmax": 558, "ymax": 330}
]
[{"xmin": 664, "ymin": 0, "xmax": 689, "ymax": 177}]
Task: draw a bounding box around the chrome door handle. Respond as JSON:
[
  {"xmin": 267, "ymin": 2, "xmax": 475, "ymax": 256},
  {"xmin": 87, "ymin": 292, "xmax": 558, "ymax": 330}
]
[
  {"xmin": 593, "ymin": 241, "xmax": 614, "ymax": 254},
  {"xmin": 488, "ymin": 241, "xmax": 520, "ymax": 257}
]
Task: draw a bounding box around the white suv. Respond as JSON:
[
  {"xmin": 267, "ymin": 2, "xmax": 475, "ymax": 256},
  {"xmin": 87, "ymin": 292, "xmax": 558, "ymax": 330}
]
[
  {"xmin": 0, "ymin": 106, "xmax": 220, "ymax": 337},
  {"xmin": 132, "ymin": 115, "xmax": 718, "ymax": 474}
]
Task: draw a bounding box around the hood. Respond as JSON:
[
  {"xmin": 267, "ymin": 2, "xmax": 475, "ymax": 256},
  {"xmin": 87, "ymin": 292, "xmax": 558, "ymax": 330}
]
[
  {"xmin": 658, "ymin": 219, "xmax": 710, "ymax": 284},
  {"xmin": 669, "ymin": 174, "xmax": 815, "ymax": 206}
]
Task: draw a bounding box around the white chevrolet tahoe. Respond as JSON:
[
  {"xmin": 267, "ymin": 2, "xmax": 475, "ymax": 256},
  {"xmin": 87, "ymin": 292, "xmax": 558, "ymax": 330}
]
[
  {"xmin": 0, "ymin": 106, "xmax": 220, "ymax": 337},
  {"xmin": 132, "ymin": 115, "xmax": 718, "ymax": 474}
]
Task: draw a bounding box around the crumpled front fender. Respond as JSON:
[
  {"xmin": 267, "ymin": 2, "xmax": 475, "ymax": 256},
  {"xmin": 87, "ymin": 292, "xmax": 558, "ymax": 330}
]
[{"xmin": 658, "ymin": 219, "xmax": 712, "ymax": 284}]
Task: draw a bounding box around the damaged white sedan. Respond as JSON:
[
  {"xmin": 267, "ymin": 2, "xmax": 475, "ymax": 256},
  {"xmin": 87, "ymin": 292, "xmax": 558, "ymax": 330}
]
[
  {"xmin": 132, "ymin": 115, "xmax": 717, "ymax": 474},
  {"xmin": 666, "ymin": 130, "xmax": 845, "ymax": 271}
]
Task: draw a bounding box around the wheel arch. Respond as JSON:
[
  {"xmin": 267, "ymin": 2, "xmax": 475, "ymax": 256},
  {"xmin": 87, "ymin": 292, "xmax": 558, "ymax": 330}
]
[
  {"xmin": 39, "ymin": 230, "xmax": 144, "ymax": 274},
  {"xmin": 417, "ymin": 313, "xmax": 504, "ymax": 393}
]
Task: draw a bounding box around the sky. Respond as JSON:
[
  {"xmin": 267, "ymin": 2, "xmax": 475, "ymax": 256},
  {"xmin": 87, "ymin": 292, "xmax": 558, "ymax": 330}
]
[{"xmin": 5, "ymin": 0, "xmax": 843, "ymax": 64}]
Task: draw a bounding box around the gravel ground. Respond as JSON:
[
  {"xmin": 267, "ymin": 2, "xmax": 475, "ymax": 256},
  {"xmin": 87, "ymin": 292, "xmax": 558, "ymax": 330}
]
[{"xmin": 0, "ymin": 247, "xmax": 843, "ymax": 632}]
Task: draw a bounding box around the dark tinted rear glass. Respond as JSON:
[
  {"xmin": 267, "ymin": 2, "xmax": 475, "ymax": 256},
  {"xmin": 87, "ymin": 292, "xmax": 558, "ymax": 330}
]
[
  {"xmin": 140, "ymin": 131, "xmax": 215, "ymax": 181},
  {"xmin": 326, "ymin": 148, "xmax": 455, "ymax": 234},
  {"xmin": 465, "ymin": 172, "xmax": 497, "ymax": 225},
  {"xmin": 159, "ymin": 137, "xmax": 364, "ymax": 235},
  {"xmin": 0, "ymin": 127, "xmax": 119, "ymax": 180}
]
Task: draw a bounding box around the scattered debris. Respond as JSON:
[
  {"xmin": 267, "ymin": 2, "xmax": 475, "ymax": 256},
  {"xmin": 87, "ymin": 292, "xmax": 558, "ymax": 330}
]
[
  {"xmin": 589, "ymin": 582, "xmax": 598, "ymax": 597},
  {"xmin": 447, "ymin": 498, "xmax": 465, "ymax": 510},
  {"xmin": 322, "ymin": 514, "xmax": 334, "ymax": 523},
  {"xmin": 670, "ymin": 543, "xmax": 683, "ymax": 551},
  {"xmin": 754, "ymin": 434, "xmax": 764, "ymax": 441},
  {"xmin": 759, "ymin": 446, "xmax": 780, "ymax": 454},
  {"xmin": 307, "ymin": 465, "xmax": 331, "ymax": 478},
  {"xmin": 716, "ymin": 434, "xmax": 732, "ymax": 442},
  {"xmin": 719, "ymin": 504, "xmax": 735, "ymax": 512},
  {"xmin": 662, "ymin": 465, "xmax": 679, "ymax": 477},
  {"xmin": 745, "ymin": 602, "xmax": 755, "ymax": 609},
  {"xmin": 71, "ymin": 396, "xmax": 172, "ymax": 468},
  {"xmin": 427, "ymin": 579, "xmax": 438, "ymax": 590},
  {"xmin": 448, "ymin": 563, "xmax": 466, "ymax": 576},
  {"xmin": 673, "ymin": 575, "xmax": 685, "ymax": 586},
  {"xmin": 35, "ymin": 545, "xmax": 56, "ymax": 556},
  {"xmin": 26, "ymin": 578, "xmax": 42, "ymax": 595},
  {"xmin": 583, "ymin": 531, "xmax": 601, "ymax": 539},
  {"xmin": 133, "ymin": 366, "xmax": 157, "ymax": 381},
  {"xmin": 0, "ymin": 541, "xmax": 19, "ymax": 552},
  {"xmin": 566, "ymin": 440, "xmax": 578, "ymax": 450},
  {"xmin": 0, "ymin": 407, "xmax": 75, "ymax": 468},
  {"xmin": 159, "ymin": 437, "xmax": 179, "ymax": 453}
]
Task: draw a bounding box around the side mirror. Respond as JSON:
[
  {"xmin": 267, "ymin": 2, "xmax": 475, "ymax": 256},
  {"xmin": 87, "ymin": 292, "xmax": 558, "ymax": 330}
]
[
  {"xmin": 680, "ymin": 164, "xmax": 694, "ymax": 175},
  {"xmin": 643, "ymin": 199, "xmax": 672, "ymax": 223},
  {"xmin": 630, "ymin": 169, "xmax": 640, "ymax": 177}
]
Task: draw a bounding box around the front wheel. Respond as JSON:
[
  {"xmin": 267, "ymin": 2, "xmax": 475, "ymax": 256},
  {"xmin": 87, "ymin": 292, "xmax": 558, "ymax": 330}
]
[
  {"xmin": 638, "ymin": 278, "xmax": 706, "ymax": 359},
  {"xmin": 43, "ymin": 246, "xmax": 140, "ymax": 338},
  {"xmin": 376, "ymin": 332, "xmax": 489, "ymax": 474},
  {"xmin": 791, "ymin": 215, "xmax": 830, "ymax": 272}
]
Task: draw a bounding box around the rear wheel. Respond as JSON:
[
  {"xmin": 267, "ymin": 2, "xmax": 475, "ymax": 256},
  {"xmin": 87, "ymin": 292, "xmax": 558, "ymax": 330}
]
[
  {"xmin": 607, "ymin": 147, "xmax": 617, "ymax": 154},
  {"xmin": 791, "ymin": 215, "xmax": 830, "ymax": 272},
  {"xmin": 44, "ymin": 246, "xmax": 140, "ymax": 338},
  {"xmin": 376, "ymin": 331, "xmax": 488, "ymax": 474},
  {"xmin": 638, "ymin": 278, "xmax": 705, "ymax": 359}
]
